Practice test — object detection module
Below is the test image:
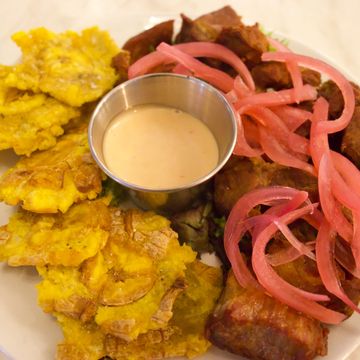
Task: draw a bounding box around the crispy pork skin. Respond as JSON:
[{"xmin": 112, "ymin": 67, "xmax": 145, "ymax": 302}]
[{"xmin": 206, "ymin": 271, "xmax": 328, "ymax": 360}]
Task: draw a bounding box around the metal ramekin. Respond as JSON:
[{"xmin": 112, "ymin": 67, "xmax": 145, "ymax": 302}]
[{"xmin": 88, "ymin": 73, "xmax": 237, "ymax": 213}]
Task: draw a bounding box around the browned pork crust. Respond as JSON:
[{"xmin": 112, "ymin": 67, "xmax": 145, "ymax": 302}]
[
  {"xmin": 206, "ymin": 271, "xmax": 328, "ymax": 360},
  {"xmin": 123, "ymin": 20, "xmax": 174, "ymax": 63}
]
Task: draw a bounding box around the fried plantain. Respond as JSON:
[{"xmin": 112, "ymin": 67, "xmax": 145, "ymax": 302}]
[
  {"xmin": 0, "ymin": 91, "xmax": 79, "ymax": 156},
  {"xmin": 0, "ymin": 126, "xmax": 103, "ymax": 213},
  {"xmin": 5, "ymin": 27, "xmax": 119, "ymax": 107},
  {"xmin": 35, "ymin": 209, "xmax": 194, "ymax": 337},
  {"xmin": 56, "ymin": 261, "xmax": 223, "ymax": 360},
  {"xmin": 0, "ymin": 199, "xmax": 111, "ymax": 267},
  {"xmin": 95, "ymin": 210, "xmax": 196, "ymax": 341},
  {"xmin": 37, "ymin": 266, "xmax": 98, "ymax": 322}
]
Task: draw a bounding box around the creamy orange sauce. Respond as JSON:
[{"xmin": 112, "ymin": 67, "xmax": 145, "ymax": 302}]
[{"xmin": 102, "ymin": 104, "xmax": 219, "ymax": 189}]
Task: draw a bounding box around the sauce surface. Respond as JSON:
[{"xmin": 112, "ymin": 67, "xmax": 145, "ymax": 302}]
[{"xmin": 102, "ymin": 104, "xmax": 219, "ymax": 189}]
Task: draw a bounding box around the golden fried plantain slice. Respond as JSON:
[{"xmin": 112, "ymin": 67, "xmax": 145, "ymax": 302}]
[
  {"xmin": 37, "ymin": 266, "xmax": 97, "ymax": 322},
  {"xmin": 0, "ymin": 93, "xmax": 79, "ymax": 156},
  {"xmin": 119, "ymin": 261, "xmax": 223, "ymax": 359},
  {"xmin": 0, "ymin": 64, "xmax": 80, "ymax": 155},
  {"xmin": 95, "ymin": 210, "xmax": 196, "ymax": 341},
  {"xmin": 5, "ymin": 27, "xmax": 119, "ymax": 107},
  {"xmin": 35, "ymin": 209, "xmax": 194, "ymax": 330},
  {"xmin": 0, "ymin": 200, "xmax": 111, "ymax": 267},
  {"xmin": 56, "ymin": 315, "xmax": 106, "ymax": 360},
  {"xmin": 0, "ymin": 127, "xmax": 103, "ymax": 213},
  {"xmin": 55, "ymin": 261, "xmax": 223, "ymax": 360}
]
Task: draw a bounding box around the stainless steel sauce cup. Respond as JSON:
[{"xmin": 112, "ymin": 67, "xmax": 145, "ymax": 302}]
[{"xmin": 89, "ymin": 73, "xmax": 237, "ymax": 213}]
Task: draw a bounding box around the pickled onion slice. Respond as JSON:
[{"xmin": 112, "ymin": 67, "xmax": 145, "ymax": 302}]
[
  {"xmin": 318, "ymin": 152, "xmax": 353, "ymax": 242},
  {"xmin": 225, "ymin": 215, "xmax": 262, "ymax": 288},
  {"xmin": 241, "ymin": 105, "xmax": 310, "ymax": 155},
  {"xmin": 267, "ymin": 242, "xmax": 315, "ymax": 266},
  {"xmin": 259, "ymin": 127, "xmax": 315, "ymax": 175},
  {"xmin": 233, "ymin": 113, "xmax": 263, "ymax": 157},
  {"xmin": 262, "ymin": 51, "xmax": 355, "ymax": 133},
  {"xmin": 172, "ymin": 63, "xmax": 192, "ymax": 76},
  {"xmin": 156, "ymin": 42, "xmax": 234, "ymax": 92},
  {"xmin": 234, "ymin": 75, "xmax": 253, "ymax": 98},
  {"xmin": 225, "ymin": 187, "xmax": 302, "ymax": 240},
  {"xmin": 272, "ymin": 105, "xmax": 312, "ymax": 131},
  {"xmin": 267, "ymin": 38, "xmax": 304, "ymax": 103},
  {"xmin": 316, "ymin": 219, "xmax": 360, "ymax": 313},
  {"xmin": 309, "ymin": 97, "xmax": 329, "ymax": 170},
  {"xmin": 129, "ymin": 42, "xmax": 255, "ymax": 90},
  {"xmin": 310, "ymin": 99, "xmax": 355, "ymax": 241},
  {"xmin": 235, "ymin": 85, "xmax": 317, "ymax": 111},
  {"xmin": 274, "ymin": 220, "xmax": 316, "ymax": 261},
  {"xmin": 252, "ymin": 204, "xmax": 346, "ymax": 324},
  {"xmin": 225, "ymin": 187, "xmax": 308, "ymax": 288},
  {"xmin": 252, "ymin": 191, "xmax": 309, "ymax": 242}
]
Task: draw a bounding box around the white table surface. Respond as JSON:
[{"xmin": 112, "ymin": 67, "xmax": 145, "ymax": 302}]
[{"xmin": 0, "ymin": 0, "xmax": 359, "ymax": 359}]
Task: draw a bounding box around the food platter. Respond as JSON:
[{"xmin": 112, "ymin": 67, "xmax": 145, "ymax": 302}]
[{"xmin": 0, "ymin": 3, "xmax": 360, "ymax": 360}]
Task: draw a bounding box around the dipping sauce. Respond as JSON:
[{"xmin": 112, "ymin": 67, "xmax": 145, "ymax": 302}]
[{"xmin": 102, "ymin": 104, "xmax": 219, "ymax": 189}]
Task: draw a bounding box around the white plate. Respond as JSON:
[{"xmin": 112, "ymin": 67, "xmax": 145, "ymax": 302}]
[{"xmin": 0, "ymin": 6, "xmax": 360, "ymax": 360}]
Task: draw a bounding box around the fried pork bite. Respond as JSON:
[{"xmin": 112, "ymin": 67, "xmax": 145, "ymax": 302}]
[
  {"xmin": 4, "ymin": 27, "xmax": 119, "ymax": 107},
  {"xmin": 112, "ymin": 49, "xmax": 131, "ymax": 84},
  {"xmin": 341, "ymin": 106, "xmax": 360, "ymax": 168},
  {"xmin": 206, "ymin": 271, "xmax": 328, "ymax": 360},
  {"xmin": 316, "ymin": 80, "xmax": 360, "ymax": 167},
  {"xmin": 175, "ymin": 6, "xmax": 241, "ymax": 44},
  {"xmin": 123, "ymin": 20, "xmax": 174, "ymax": 63},
  {"xmin": 175, "ymin": 6, "xmax": 268, "ymax": 68},
  {"xmin": 0, "ymin": 199, "xmax": 111, "ymax": 267},
  {"xmin": 0, "ymin": 65, "xmax": 79, "ymax": 155},
  {"xmin": 0, "ymin": 125, "xmax": 103, "ymax": 213},
  {"xmin": 214, "ymin": 156, "xmax": 318, "ymax": 215},
  {"xmin": 251, "ymin": 61, "xmax": 321, "ymax": 90},
  {"xmin": 56, "ymin": 261, "xmax": 223, "ymax": 360}
]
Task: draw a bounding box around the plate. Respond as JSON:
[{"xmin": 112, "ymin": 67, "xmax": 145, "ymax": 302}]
[{"xmin": 0, "ymin": 5, "xmax": 360, "ymax": 360}]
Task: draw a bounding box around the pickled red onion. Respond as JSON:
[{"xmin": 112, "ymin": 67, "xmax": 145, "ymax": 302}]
[
  {"xmin": 252, "ymin": 191, "xmax": 309, "ymax": 242},
  {"xmin": 252, "ymin": 204, "xmax": 346, "ymax": 324},
  {"xmin": 235, "ymin": 85, "xmax": 317, "ymax": 111},
  {"xmin": 225, "ymin": 89, "xmax": 239, "ymax": 103},
  {"xmin": 225, "ymin": 187, "xmax": 301, "ymax": 241},
  {"xmin": 129, "ymin": 42, "xmax": 255, "ymax": 90},
  {"xmin": 267, "ymin": 38, "xmax": 304, "ymax": 103},
  {"xmin": 259, "ymin": 127, "xmax": 315, "ymax": 175},
  {"xmin": 272, "ymin": 105, "xmax": 312, "ymax": 132},
  {"xmin": 225, "ymin": 187, "xmax": 308, "ymax": 288},
  {"xmin": 156, "ymin": 43, "xmax": 234, "ymax": 92},
  {"xmin": 267, "ymin": 242, "xmax": 315, "ymax": 266},
  {"xmin": 234, "ymin": 75, "xmax": 253, "ymax": 98},
  {"xmin": 225, "ymin": 216, "xmax": 261, "ymax": 288},
  {"xmin": 318, "ymin": 152, "xmax": 353, "ymax": 242},
  {"xmin": 241, "ymin": 105, "xmax": 310, "ymax": 155},
  {"xmin": 262, "ymin": 51, "xmax": 355, "ymax": 133},
  {"xmin": 309, "ymin": 97, "xmax": 330, "ymax": 170},
  {"xmin": 172, "ymin": 63, "xmax": 192, "ymax": 76},
  {"xmin": 274, "ymin": 220, "xmax": 316, "ymax": 261},
  {"xmin": 316, "ymin": 219, "xmax": 360, "ymax": 314},
  {"xmin": 233, "ymin": 114, "xmax": 263, "ymax": 157}
]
